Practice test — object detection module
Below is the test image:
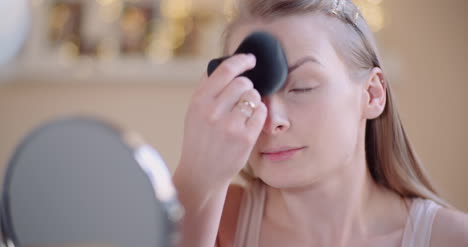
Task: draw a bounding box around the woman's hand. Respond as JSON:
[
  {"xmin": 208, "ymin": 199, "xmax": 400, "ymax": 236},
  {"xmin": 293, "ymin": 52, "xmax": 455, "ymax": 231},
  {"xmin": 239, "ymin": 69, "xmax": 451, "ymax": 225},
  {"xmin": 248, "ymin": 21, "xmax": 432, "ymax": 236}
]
[{"xmin": 178, "ymin": 53, "xmax": 267, "ymax": 189}]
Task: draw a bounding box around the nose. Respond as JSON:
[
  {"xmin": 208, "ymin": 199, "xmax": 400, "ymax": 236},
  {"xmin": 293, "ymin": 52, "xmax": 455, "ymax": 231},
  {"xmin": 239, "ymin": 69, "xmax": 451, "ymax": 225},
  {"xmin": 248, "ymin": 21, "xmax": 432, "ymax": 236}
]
[{"xmin": 261, "ymin": 96, "xmax": 290, "ymax": 135}]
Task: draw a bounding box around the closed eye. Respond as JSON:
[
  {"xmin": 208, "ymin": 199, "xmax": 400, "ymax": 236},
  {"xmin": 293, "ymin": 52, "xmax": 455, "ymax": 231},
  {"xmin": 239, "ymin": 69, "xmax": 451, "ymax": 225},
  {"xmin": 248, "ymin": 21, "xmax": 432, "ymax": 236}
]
[{"xmin": 289, "ymin": 88, "xmax": 314, "ymax": 93}]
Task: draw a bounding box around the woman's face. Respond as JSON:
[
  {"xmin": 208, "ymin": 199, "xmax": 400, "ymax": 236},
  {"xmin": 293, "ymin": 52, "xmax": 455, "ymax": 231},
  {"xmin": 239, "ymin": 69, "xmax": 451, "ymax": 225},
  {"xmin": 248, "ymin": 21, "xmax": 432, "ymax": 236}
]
[{"xmin": 227, "ymin": 14, "xmax": 369, "ymax": 188}]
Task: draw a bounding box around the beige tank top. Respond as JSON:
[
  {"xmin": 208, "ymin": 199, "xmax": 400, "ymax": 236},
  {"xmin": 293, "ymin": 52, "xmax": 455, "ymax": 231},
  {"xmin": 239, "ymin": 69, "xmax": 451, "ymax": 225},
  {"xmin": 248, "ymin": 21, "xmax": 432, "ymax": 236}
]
[{"xmin": 233, "ymin": 180, "xmax": 441, "ymax": 247}]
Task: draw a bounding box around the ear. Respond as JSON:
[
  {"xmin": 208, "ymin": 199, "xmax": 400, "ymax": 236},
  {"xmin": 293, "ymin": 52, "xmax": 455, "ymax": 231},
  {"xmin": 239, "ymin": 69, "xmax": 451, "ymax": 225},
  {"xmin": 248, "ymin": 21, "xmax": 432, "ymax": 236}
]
[{"xmin": 363, "ymin": 67, "xmax": 386, "ymax": 120}]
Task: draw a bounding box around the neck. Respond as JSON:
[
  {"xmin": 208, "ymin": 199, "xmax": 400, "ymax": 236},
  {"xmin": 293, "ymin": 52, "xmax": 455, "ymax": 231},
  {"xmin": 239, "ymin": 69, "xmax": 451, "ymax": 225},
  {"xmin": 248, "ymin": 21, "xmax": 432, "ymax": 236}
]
[{"xmin": 263, "ymin": 149, "xmax": 407, "ymax": 246}]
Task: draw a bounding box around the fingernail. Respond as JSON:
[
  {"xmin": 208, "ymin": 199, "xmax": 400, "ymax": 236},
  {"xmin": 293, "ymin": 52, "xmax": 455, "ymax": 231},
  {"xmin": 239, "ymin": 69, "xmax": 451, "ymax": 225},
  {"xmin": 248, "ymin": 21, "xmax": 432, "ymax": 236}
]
[{"xmin": 247, "ymin": 53, "xmax": 256, "ymax": 62}]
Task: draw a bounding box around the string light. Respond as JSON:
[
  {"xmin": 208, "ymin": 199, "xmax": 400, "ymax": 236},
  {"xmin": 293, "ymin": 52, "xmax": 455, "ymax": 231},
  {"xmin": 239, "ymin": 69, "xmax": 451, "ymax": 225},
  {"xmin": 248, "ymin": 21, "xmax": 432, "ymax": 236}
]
[
  {"xmin": 49, "ymin": 3, "xmax": 71, "ymax": 31},
  {"xmin": 160, "ymin": 0, "xmax": 192, "ymax": 19},
  {"xmin": 96, "ymin": 0, "xmax": 116, "ymax": 7},
  {"xmin": 221, "ymin": 0, "xmax": 385, "ymax": 32},
  {"xmin": 46, "ymin": 0, "xmax": 200, "ymax": 60},
  {"xmin": 149, "ymin": 0, "xmax": 194, "ymax": 61},
  {"xmin": 99, "ymin": 0, "xmax": 123, "ymax": 23},
  {"xmin": 354, "ymin": 0, "xmax": 385, "ymax": 32}
]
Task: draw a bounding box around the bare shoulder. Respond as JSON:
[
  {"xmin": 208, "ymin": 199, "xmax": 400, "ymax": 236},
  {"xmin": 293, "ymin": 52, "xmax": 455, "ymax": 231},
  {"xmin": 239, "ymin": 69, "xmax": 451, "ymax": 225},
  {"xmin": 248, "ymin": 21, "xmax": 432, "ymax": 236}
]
[
  {"xmin": 430, "ymin": 206, "xmax": 468, "ymax": 247},
  {"xmin": 217, "ymin": 184, "xmax": 245, "ymax": 247}
]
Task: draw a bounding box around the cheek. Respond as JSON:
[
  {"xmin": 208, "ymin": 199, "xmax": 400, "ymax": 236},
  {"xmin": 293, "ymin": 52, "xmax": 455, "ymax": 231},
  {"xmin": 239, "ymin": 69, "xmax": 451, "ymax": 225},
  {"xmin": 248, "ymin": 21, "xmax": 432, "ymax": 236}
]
[{"xmin": 294, "ymin": 87, "xmax": 362, "ymax": 160}]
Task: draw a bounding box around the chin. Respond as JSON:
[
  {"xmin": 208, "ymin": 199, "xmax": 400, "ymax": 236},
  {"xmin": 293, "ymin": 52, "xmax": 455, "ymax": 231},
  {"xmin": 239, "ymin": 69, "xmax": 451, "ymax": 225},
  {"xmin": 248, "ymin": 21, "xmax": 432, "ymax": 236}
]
[{"xmin": 254, "ymin": 167, "xmax": 318, "ymax": 189}]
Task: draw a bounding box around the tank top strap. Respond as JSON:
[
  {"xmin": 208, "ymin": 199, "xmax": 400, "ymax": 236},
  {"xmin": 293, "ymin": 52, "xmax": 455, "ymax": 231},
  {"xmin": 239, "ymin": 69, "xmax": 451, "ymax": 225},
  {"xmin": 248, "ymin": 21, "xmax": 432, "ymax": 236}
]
[
  {"xmin": 401, "ymin": 198, "xmax": 441, "ymax": 247},
  {"xmin": 233, "ymin": 179, "xmax": 266, "ymax": 247}
]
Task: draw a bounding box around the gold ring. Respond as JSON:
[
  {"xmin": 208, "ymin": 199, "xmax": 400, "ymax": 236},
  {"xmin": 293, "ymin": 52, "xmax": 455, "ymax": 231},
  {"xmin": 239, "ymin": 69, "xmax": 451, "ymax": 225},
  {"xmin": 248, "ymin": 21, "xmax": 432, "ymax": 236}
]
[
  {"xmin": 237, "ymin": 99, "xmax": 256, "ymax": 118},
  {"xmin": 238, "ymin": 99, "xmax": 256, "ymax": 109}
]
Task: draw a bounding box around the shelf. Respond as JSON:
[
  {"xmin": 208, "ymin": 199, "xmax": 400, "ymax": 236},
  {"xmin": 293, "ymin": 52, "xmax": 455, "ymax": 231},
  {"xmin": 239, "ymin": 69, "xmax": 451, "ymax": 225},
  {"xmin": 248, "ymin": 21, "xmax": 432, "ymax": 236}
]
[{"xmin": 0, "ymin": 57, "xmax": 210, "ymax": 84}]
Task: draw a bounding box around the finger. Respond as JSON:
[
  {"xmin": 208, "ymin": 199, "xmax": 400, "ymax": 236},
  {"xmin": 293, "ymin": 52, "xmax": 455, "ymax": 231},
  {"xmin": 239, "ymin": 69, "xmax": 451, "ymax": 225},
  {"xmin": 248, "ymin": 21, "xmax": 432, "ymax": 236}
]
[
  {"xmin": 211, "ymin": 76, "xmax": 254, "ymax": 117},
  {"xmin": 246, "ymin": 101, "xmax": 267, "ymax": 133},
  {"xmin": 228, "ymin": 89, "xmax": 262, "ymax": 124},
  {"xmin": 203, "ymin": 53, "xmax": 256, "ymax": 99},
  {"xmin": 192, "ymin": 72, "xmax": 209, "ymax": 98}
]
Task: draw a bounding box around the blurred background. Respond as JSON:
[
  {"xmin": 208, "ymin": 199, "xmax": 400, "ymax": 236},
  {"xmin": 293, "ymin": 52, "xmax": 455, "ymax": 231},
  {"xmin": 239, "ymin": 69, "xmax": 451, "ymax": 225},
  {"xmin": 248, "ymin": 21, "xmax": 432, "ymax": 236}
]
[{"xmin": 0, "ymin": 0, "xmax": 467, "ymax": 211}]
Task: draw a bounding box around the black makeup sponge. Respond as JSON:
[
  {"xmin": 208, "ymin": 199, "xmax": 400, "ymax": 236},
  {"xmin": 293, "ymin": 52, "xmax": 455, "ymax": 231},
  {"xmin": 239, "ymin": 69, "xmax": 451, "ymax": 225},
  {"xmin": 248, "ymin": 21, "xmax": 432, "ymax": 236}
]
[{"xmin": 207, "ymin": 31, "xmax": 289, "ymax": 96}]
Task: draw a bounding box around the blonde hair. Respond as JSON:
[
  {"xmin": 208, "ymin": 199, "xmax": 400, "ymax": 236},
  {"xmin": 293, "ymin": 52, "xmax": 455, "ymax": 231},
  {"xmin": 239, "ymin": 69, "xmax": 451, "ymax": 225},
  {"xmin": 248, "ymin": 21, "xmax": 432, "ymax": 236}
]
[{"xmin": 223, "ymin": 0, "xmax": 448, "ymax": 206}]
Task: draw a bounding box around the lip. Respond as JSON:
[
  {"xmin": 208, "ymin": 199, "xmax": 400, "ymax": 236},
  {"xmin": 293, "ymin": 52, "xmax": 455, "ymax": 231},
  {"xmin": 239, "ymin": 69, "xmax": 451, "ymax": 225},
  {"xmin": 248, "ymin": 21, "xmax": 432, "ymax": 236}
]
[{"xmin": 260, "ymin": 147, "xmax": 305, "ymax": 162}]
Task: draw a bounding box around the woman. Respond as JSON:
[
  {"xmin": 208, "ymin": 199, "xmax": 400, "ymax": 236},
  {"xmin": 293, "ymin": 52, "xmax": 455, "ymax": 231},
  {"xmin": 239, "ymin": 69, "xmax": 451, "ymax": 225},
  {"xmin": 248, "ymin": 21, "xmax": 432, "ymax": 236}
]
[{"xmin": 173, "ymin": 0, "xmax": 468, "ymax": 246}]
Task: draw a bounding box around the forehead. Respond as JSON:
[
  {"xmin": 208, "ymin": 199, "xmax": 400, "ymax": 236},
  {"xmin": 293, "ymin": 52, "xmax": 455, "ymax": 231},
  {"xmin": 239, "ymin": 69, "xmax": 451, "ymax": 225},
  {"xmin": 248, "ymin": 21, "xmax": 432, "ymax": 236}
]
[{"xmin": 227, "ymin": 14, "xmax": 339, "ymax": 66}]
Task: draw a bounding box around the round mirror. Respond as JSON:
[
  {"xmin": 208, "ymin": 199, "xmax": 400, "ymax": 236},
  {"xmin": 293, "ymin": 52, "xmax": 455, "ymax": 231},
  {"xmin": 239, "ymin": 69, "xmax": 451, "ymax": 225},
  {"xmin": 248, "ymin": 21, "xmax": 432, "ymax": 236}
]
[
  {"xmin": 0, "ymin": 0, "xmax": 29, "ymax": 65},
  {"xmin": 0, "ymin": 117, "xmax": 183, "ymax": 247}
]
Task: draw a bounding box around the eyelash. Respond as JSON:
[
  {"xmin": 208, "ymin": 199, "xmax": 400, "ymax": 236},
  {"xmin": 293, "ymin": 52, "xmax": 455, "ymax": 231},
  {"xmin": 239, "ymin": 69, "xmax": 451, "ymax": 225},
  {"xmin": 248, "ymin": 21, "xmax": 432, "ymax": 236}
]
[{"xmin": 289, "ymin": 88, "xmax": 314, "ymax": 93}]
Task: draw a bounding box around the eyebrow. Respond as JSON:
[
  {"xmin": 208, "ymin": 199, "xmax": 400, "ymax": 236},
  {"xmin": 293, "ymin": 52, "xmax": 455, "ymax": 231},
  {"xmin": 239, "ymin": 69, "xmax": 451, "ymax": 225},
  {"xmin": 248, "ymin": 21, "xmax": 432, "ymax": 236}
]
[{"xmin": 288, "ymin": 56, "xmax": 322, "ymax": 73}]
